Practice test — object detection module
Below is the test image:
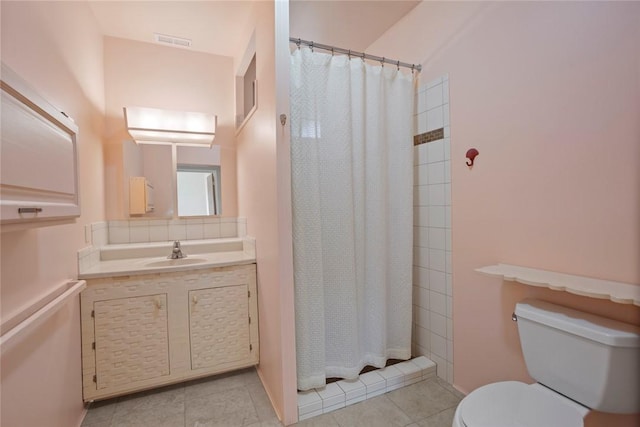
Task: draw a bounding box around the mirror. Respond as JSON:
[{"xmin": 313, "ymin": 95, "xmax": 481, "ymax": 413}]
[
  {"xmin": 123, "ymin": 140, "xmax": 221, "ymax": 218},
  {"xmin": 177, "ymin": 165, "xmax": 221, "ymax": 216},
  {"xmin": 124, "ymin": 142, "xmax": 173, "ymax": 217},
  {"xmin": 176, "ymin": 145, "xmax": 221, "ymax": 217}
]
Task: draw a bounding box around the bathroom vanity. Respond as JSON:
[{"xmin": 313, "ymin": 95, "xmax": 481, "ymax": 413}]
[{"xmin": 78, "ymin": 239, "xmax": 258, "ymax": 401}]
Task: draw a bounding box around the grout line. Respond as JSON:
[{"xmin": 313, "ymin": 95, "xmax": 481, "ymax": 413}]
[
  {"xmin": 385, "ymin": 392, "xmax": 418, "ymax": 424},
  {"xmin": 297, "ymin": 361, "xmax": 439, "ymax": 422}
]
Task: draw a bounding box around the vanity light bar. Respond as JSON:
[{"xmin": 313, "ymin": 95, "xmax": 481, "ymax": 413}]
[{"xmin": 124, "ymin": 106, "xmax": 216, "ymax": 147}]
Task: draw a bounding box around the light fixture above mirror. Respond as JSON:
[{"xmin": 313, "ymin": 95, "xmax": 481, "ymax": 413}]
[{"xmin": 124, "ymin": 106, "xmax": 216, "ymax": 147}]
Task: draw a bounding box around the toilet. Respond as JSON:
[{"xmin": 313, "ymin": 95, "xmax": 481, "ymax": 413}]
[{"xmin": 453, "ymin": 298, "xmax": 640, "ymax": 427}]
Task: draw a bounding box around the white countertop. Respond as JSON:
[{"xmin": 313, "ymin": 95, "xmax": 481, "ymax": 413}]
[{"xmin": 79, "ymin": 250, "xmax": 256, "ymax": 279}]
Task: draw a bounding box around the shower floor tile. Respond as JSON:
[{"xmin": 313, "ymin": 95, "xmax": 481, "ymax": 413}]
[{"xmin": 295, "ymin": 357, "xmax": 458, "ymax": 426}]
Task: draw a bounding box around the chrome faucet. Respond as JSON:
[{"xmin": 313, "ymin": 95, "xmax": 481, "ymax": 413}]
[{"xmin": 168, "ymin": 240, "xmax": 186, "ymax": 259}]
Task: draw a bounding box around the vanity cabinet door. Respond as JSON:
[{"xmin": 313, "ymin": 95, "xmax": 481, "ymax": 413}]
[
  {"xmin": 93, "ymin": 294, "xmax": 170, "ymax": 390},
  {"xmin": 189, "ymin": 285, "xmax": 251, "ymax": 370}
]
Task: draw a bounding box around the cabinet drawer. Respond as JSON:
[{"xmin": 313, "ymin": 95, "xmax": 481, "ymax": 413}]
[
  {"xmin": 189, "ymin": 285, "xmax": 250, "ymax": 370},
  {"xmin": 94, "ymin": 294, "xmax": 169, "ymax": 390}
]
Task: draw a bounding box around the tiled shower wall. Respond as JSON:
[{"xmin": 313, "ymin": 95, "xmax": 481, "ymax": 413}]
[{"xmin": 412, "ymin": 76, "xmax": 453, "ymax": 383}]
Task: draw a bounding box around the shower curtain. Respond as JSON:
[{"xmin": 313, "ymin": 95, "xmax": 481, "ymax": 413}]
[{"xmin": 290, "ymin": 47, "xmax": 414, "ymax": 391}]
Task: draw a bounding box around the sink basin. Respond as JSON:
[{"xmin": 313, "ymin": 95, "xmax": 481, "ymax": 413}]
[{"xmin": 144, "ymin": 257, "xmax": 208, "ymax": 268}]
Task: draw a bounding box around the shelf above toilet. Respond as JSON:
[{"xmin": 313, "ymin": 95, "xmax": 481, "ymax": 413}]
[{"xmin": 476, "ymin": 264, "xmax": 640, "ymax": 306}]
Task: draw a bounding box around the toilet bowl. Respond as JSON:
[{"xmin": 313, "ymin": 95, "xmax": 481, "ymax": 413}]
[
  {"xmin": 451, "ymin": 299, "xmax": 640, "ymax": 427},
  {"xmin": 452, "ymin": 382, "xmax": 589, "ymax": 427}
]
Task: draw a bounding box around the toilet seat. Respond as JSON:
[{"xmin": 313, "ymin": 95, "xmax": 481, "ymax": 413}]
[{"xmin": 458, "ymin": 381, "xmax": 588, "ymax": 427}]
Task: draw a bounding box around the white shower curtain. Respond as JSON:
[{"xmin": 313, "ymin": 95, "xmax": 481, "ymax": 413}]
[{"xmin": 290, "ymin": 47, "xmax": 414, "ymax": 391}]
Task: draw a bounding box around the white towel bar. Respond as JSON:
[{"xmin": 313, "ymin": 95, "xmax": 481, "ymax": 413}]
[{"xmin": 0, "ymin": 279, "xmax": 86, "ymax": 354}]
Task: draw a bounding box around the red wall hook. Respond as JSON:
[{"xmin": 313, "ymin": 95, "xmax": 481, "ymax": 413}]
[{"xmin": 466, "ymin": 148, "xmax": 479, "ymax": 167}]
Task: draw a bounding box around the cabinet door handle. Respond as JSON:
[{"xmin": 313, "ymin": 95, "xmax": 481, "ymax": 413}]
[
  {"xmin": 18, "ymin": 207, "xmax": 43, "ymax": 214},
  {"xmin": 192, "ymin": 296, "xmax": 198, "ymax": 305},
  {"xmin": 154, "ymin": 298, "xmax": 162, "ymax": 309}
]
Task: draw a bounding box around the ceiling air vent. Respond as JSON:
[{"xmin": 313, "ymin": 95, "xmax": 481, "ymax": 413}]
[{"xmin": 153, "ymin": 33, "xmax": 192, "ymax": 49}]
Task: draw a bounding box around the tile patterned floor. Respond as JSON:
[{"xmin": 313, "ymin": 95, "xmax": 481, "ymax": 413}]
[{"xmin": 82, "ymin": 368, "xmax": 463, "ymax": 427}]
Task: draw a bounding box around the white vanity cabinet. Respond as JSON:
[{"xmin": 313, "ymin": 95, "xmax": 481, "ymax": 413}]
[
  {"xmin": 80, "ymin": 264, "xmax": 258, "ymax": 401},
  {"xmin": 1, "ymin": 63, "xmax": 80, "ymax": 224}
]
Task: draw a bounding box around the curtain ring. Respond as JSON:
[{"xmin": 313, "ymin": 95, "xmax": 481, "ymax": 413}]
[
  {"xmin": 361, "ymin": 53, "xmax": 365, "ymax": 63},
  {"xmin": 296, "ymin": 38, "xmax": 301, "ymax": 50},
  {"xmin": 397, "ymin": 60, "xmax": 400, "ymax": 71},
  {"xmin": 381, "ymin": 57, "xmax": 385, "ymax": 67},
  {"xmin": 348, "ymin": 50, "xmax": 351, "ymax": 59},
  {"xmin": 310, "ymin": 41, "xmax": 314, "ymax": 52},
  {"xmin": 331, "ymin": 47, "xmax": 334, "ymax": 56}
]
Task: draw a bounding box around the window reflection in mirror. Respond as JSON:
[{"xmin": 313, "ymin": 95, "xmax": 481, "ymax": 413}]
[
  {"xmin": 176, "ymin": 164, "xmax": 221, "ymax": 216},
  {"xmin": 176, "ymin": 145, "xmax": 221, "ymax": 217}
]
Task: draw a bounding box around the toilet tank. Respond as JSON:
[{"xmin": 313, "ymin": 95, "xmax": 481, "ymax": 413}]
[{"xmin": 515, "ymin": 299, "xmax": 640, "ymax": 414}]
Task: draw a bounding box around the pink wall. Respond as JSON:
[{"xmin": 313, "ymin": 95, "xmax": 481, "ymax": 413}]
[
  {"xmin": 141, "ymin": 145, "xmax": 174, "ymax": 217},
  {"xmin": 235, "ymin": 1, "xmax": 297, "ymax": 424},
  {"xmin": 1, "ymin": 2, "xmax": 105, "ymax": 426},
  {"xmin": 369, "ymin": 2, "xmax": 640, "ymax": 426},
  {"xmin": 103, "ymin": 36, "xmax": 238, "ymax": 219}
]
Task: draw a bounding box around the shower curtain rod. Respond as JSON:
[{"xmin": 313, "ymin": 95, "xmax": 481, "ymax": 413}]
[{"xmin": 290, "ymin": 37, "xmax": 422, "ymax": 72}]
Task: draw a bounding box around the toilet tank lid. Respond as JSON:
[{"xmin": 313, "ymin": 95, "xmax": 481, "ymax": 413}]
[{"xmin": 515, "ymin": 299, "xmax": 640, "ymax": 348}]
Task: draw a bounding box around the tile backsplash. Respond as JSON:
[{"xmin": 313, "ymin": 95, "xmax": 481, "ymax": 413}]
[
  {"xmin": 91, "ymin": 217, "xmax": 247, "ymax": 246},
  {"xmin": 413, "ymin": 75, "xmax": 453, "ymax": 384}
]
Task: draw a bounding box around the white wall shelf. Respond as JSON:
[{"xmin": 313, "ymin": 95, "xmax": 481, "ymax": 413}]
[{"xmin": 476, "ymin": 264, "xmax": 640, "ymax": 306}]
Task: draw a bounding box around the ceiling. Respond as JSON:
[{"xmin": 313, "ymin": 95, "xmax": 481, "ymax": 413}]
[
  {"xmin": 88, "ymin": 1, "xmax": 419, "ymax": 58},
  {"xmin": 290, "ymin": 1, "xmax": 419, "ymax": 53},
  {"xmin": 88, "ymin": 1, "xmax": 254, "ymax": 58}
]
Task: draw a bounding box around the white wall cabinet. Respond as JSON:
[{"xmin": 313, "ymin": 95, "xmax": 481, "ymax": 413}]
[
  {"xmin": 80, "ymin": 264, "xmax": 258, "ymax": 401},
  {"xmin": 129, "ymin": 176, "xmax": 154, "ymax": 215},
  {"xmin": 0, "ymin": 63, "xmax": 80, "ymax": 224}
]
